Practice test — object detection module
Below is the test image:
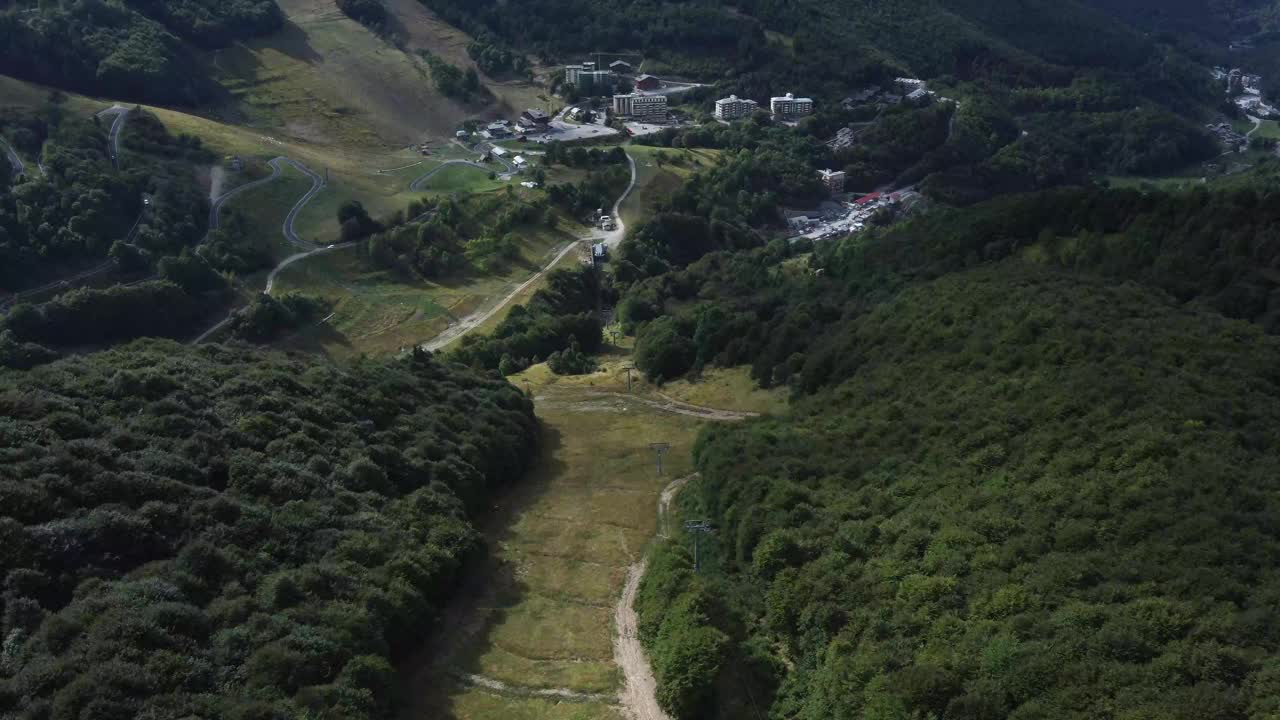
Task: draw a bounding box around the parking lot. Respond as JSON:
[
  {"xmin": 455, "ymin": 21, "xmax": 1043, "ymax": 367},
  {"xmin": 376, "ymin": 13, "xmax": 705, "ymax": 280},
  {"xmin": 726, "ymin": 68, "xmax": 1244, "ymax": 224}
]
[{"xmin": 526, "ymin": 110, "xmax": 621, "ymax": 144}]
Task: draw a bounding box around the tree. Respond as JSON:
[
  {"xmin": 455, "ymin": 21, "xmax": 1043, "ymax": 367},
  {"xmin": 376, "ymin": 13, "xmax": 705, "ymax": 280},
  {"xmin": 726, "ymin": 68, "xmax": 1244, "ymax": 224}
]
[{"xmin": 634, "ymin": 316, "xmax": 696, "ymax": 382}]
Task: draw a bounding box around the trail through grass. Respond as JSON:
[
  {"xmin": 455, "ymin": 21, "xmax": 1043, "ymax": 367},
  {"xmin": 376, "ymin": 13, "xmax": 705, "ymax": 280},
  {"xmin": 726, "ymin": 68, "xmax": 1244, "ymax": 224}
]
[
  {"xmin": 272, "ymin": 224, "xmax": 577, "ymax": 357},
  {"xmin": 398, "ymin": 355, "xmax": 712, "ymax": 720}
]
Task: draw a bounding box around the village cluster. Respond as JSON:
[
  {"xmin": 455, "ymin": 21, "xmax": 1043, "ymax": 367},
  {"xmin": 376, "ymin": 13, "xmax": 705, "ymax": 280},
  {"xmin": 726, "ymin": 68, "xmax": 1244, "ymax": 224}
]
[{"xmin": 442, "ymin": 64, "xmax": 940, "ymax": 244}]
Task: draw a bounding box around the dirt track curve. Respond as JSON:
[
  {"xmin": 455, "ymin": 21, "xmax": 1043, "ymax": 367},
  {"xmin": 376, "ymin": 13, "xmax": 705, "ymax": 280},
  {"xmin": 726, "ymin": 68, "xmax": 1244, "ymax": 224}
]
[
  {"xmin": 419, "ymin": 150, "xmax": 637, "ymax": 352},
  {"xmin": 614, "ymin": 472, "xmax": 696, "ymax": 720}
]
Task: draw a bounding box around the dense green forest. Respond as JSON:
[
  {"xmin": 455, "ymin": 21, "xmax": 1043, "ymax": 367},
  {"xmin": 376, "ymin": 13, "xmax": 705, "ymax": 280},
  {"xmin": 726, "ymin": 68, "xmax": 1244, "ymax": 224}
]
[
  {"xmin": 0, "ymin": 101, "xmax": 212, "ymax": 294},
  {"xmin": 0, "ymin": 0, "xmax": 280, "ymax": 104},
  {"xmin": 1077, "ymin": 0, "xmax": 1270, "ymax": 43},
  {"xmin": 617, "ymin": 175, "xmax": 1280, "ymax": 717},
  {"xmin": 452, "ymin": 264, "xmax": 604, "ymax": 373},
  {"xmin": 365, "ymin": 190, "xmax": 554, "ymax": 278},
  {"xmin": 616, "ymin": 182, "xmax": 1280, "ymax": 396},
  {"xmin": 0, "ymin": 341, "xmax": 538, "ymax": 718},
  {"xmin": 637, "ymin": 260, "xmax": 1280, "ymax": 720}
]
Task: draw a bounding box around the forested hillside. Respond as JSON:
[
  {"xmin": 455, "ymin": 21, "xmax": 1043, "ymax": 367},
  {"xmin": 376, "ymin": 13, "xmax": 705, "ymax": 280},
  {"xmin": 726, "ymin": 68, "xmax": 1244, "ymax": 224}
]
[
  {"xmin": 1077, "ymin": 0, "xmax": 1271, "ymax": 43},
  {"xmin": 638, "ymin": 262, "xmax": 1280, "ymax": 719},
  {"xmin": 0, "ymin": 0, "xmax": 280, "ymax": 104},
  {"xmin": 0, "ymin": 99, "xmax": 213, "ymax": 293},
  {"xmin": 612, "ymin": 167, "xmax": 1280, "ymax": 718},
  {"xmin": 0, "ymin": 340, "xmax": 538, "ymax": 718}
]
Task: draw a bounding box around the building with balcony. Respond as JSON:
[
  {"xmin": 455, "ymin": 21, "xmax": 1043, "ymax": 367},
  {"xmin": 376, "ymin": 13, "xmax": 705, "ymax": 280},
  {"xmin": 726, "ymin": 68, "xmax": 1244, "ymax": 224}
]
[
  {"xmin": 613, "ymin": 92, "xmax": 668, "ymax": 121},
  {"xmin": 770, "ymin": 92, "xmax": 814, "ymax": 119},
  {"xmin": 714, "ymin": 94, "xmax": 758, "ymax": 121},
  {"xmin": 817, "ymin": 168, "xmax": 846, "ymax": 194}
]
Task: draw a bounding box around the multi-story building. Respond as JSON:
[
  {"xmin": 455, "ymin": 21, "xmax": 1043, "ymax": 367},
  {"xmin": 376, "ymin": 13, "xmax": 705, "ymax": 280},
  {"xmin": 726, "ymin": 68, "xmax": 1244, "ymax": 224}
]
[
  {"xmin": 714, "ymin": 94, "xmax": 758, "ymax": 121},
  {"xmin": 817, "ymin": 169, "xmax": 846, "ymax": 194},
  {"xmin": 613, "ymin": 92, "xmax": 668, "ymax": 121},
  {"xmin": 565, "ymin": 62, "xmax": 613, "ymax": 93},
  {"xmin": 770, "ymin": 92, "xmax": 814, "ymax": 118}
]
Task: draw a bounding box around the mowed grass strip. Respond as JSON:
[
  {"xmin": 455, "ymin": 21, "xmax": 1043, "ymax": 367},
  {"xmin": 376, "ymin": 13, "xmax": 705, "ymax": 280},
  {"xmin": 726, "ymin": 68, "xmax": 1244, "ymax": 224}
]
[
  {"xmin": 442, "ymin": 690, "xmax": 622, "ymax": 720},
  {"xmin": 407, "ymin": 369, "xmax": 704, "ymax": 716},
  {"xmin": 465, "ymin": 642, "xmax": 619, "ymax": 697},
  {"xmin": 271, "ymin": 249, "xmax": 455, "ymax": 356},
  {"xmin": 452, "ymin": 378, "xmax": 702, "ymax": 689}
]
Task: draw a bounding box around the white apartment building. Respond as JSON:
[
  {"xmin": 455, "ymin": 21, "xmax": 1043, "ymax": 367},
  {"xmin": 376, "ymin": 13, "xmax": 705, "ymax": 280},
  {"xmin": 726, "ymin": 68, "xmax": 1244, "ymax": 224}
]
[
  {"xmin": 714, "ymin": 94, "xmax": 758, "ymax": 121},
  {"xmin": 613, "ymin": 92, "xmax": 668, "ymax": 121},
  {"xmin": 817, "ymin": 169, "xmax": 846, "ymax": 194},
  {"xmin": 771, "ymin": 92, "xmax": 814, "ymax": 118}
]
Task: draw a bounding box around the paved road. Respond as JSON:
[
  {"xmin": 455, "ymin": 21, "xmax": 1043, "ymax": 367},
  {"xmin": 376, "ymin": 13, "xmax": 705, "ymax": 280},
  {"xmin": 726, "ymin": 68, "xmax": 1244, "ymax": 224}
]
[
  {"xmin": 192, "ymin": 156, "xmax": 330, "ymax": 343},
  {"xmin": 204, "ymin": 161, "xmax": 284, "ymax": 235},
  {"xmin": 97, "ymin": 105, "xmax": 129, "ymax": 170},
  {"xmin": 601, "ymin": 152, "xmax": 638, "ymax": 250},
  {"xmin": 0, "ymin": 135, "xmax": 24, "ymax": 179},
  {"xmin": 274, "ymin": 158, "xmax": 325, "ymax": 247}
]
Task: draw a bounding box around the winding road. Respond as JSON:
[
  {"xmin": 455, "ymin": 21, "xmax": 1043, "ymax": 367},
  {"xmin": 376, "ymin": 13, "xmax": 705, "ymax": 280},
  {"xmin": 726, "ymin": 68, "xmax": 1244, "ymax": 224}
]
[
  {"xmin": 275, "ymin": 158, "xmax": 326, "ymax": 247},
  {"xmin": 96, "ymin": 105, "xmax": 129, "ymax": 170},
  {"xmin": 192, "ymin": 156, "xmax": 330, "ymax": 343},
  {"xmin": 418, "ymin": 148, "xmax": 638, "ymax": 352},
  {"xmin": 1, "ymin": 135, "xmax": 24, "ymax": 179}
]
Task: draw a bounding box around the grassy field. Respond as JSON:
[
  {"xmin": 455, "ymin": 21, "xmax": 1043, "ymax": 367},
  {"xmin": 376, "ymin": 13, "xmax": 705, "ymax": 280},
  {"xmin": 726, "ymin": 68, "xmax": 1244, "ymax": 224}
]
[
  {"xmin": 1253, "ymin": 119, "xmax": 1280, "ymax": 140},
  {"xmin": 272, "ymin": 223, "xmax": 578, "ymax": 357},
  {"xmin": 207, "ymin": 0, "xmax": 519, "ymax": 147},
  {"xmin": 657, "ymin": 366, "xmax": 789, "ymax": 415},
  {"xmin": 618, "ymin": 146, "xmax": 719, "ymax": 229},
  {"xmin": 223, "ymin": 161, "xmax": 317, "ymax": 263},
  {"xmin": 417, "ymin": 163, "xmax": 507, "ymax": 194},
  {"xmin": 400, "ymin": 353, "xmax": 708, "ymax": 720}
]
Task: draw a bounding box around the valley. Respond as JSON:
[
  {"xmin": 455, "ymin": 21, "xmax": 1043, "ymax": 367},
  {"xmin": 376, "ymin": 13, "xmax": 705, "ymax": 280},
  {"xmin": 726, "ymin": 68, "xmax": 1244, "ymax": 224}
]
[{"xmin": 5, "ymin": 0, "xmax": 1280, "ymax": 719}]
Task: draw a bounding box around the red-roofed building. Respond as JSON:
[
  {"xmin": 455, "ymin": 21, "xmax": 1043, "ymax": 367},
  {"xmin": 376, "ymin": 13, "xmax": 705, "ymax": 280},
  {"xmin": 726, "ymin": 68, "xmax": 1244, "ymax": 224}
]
[{"xmin": 854, "ymin": 192, "xmax": 881, "ymax": 205}]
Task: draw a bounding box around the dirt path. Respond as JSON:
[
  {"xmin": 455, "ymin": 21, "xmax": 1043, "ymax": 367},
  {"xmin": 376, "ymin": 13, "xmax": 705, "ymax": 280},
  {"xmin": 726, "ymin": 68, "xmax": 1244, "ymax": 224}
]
[
  {"xmin": 602, "ymin": 152, "xmax": 638, "ymax": 250},
  {"xmin": 419, "ymin": 239, "xmax": 580, "ymax": 351},
  {"xmin": 420, "ymin": 150, "xmax": 636, "ymax": 353},
  {"xmin": 265, "ymin": 241, "xmax": 355, "ymax": 292},
  {"xmin": 615, "ymin": 473, "xmax": 697, "ymax": 720},
  {"xmin": 657, "ymin": 473, "xmax": 695, "ymax": 539},
  {"xmin": 614, "ymin": 560, "xmax": 670, "ymax": 720},
  {"xmin": 581, "ymin": 390, "xmax": 760, "ymax": 422}
]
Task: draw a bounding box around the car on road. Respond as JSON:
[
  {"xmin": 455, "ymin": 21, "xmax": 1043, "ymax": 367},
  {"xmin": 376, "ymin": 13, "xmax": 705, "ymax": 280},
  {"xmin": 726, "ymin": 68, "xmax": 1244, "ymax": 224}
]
[{"xmin": 327, "ymin": 244, "xmax": 336, "ymax": 249}]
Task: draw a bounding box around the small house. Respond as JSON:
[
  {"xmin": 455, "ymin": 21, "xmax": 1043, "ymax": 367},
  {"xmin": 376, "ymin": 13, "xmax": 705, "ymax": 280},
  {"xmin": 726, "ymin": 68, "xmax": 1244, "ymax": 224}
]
[
  {"xmin": 520, "ymin": 108, "xmax": 552, "ymax": 126},
  {"xmin": 610, "ymin": 60, "xmax": 632, "ymax": 74},
  {"xmin": 634, "ymin": 74, "xmax": 660, "ymax": 91}
]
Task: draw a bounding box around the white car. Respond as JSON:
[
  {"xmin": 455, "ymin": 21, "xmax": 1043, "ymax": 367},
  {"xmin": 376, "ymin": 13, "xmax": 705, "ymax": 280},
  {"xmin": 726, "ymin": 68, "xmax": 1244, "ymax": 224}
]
[{"xmin": 327, "ymin": 244, "xmax": 336, "ymax": 249}]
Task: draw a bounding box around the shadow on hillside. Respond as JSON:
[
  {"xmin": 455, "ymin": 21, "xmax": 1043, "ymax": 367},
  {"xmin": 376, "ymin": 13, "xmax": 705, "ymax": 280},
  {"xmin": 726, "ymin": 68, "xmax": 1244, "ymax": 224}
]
[
  {"xmin": 395, "ymin": 423, "xmax": 570, "ymax": 719},
  {"xmin": 269, "ymin": 20, "xmax": 324, "ymax": 64}
]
